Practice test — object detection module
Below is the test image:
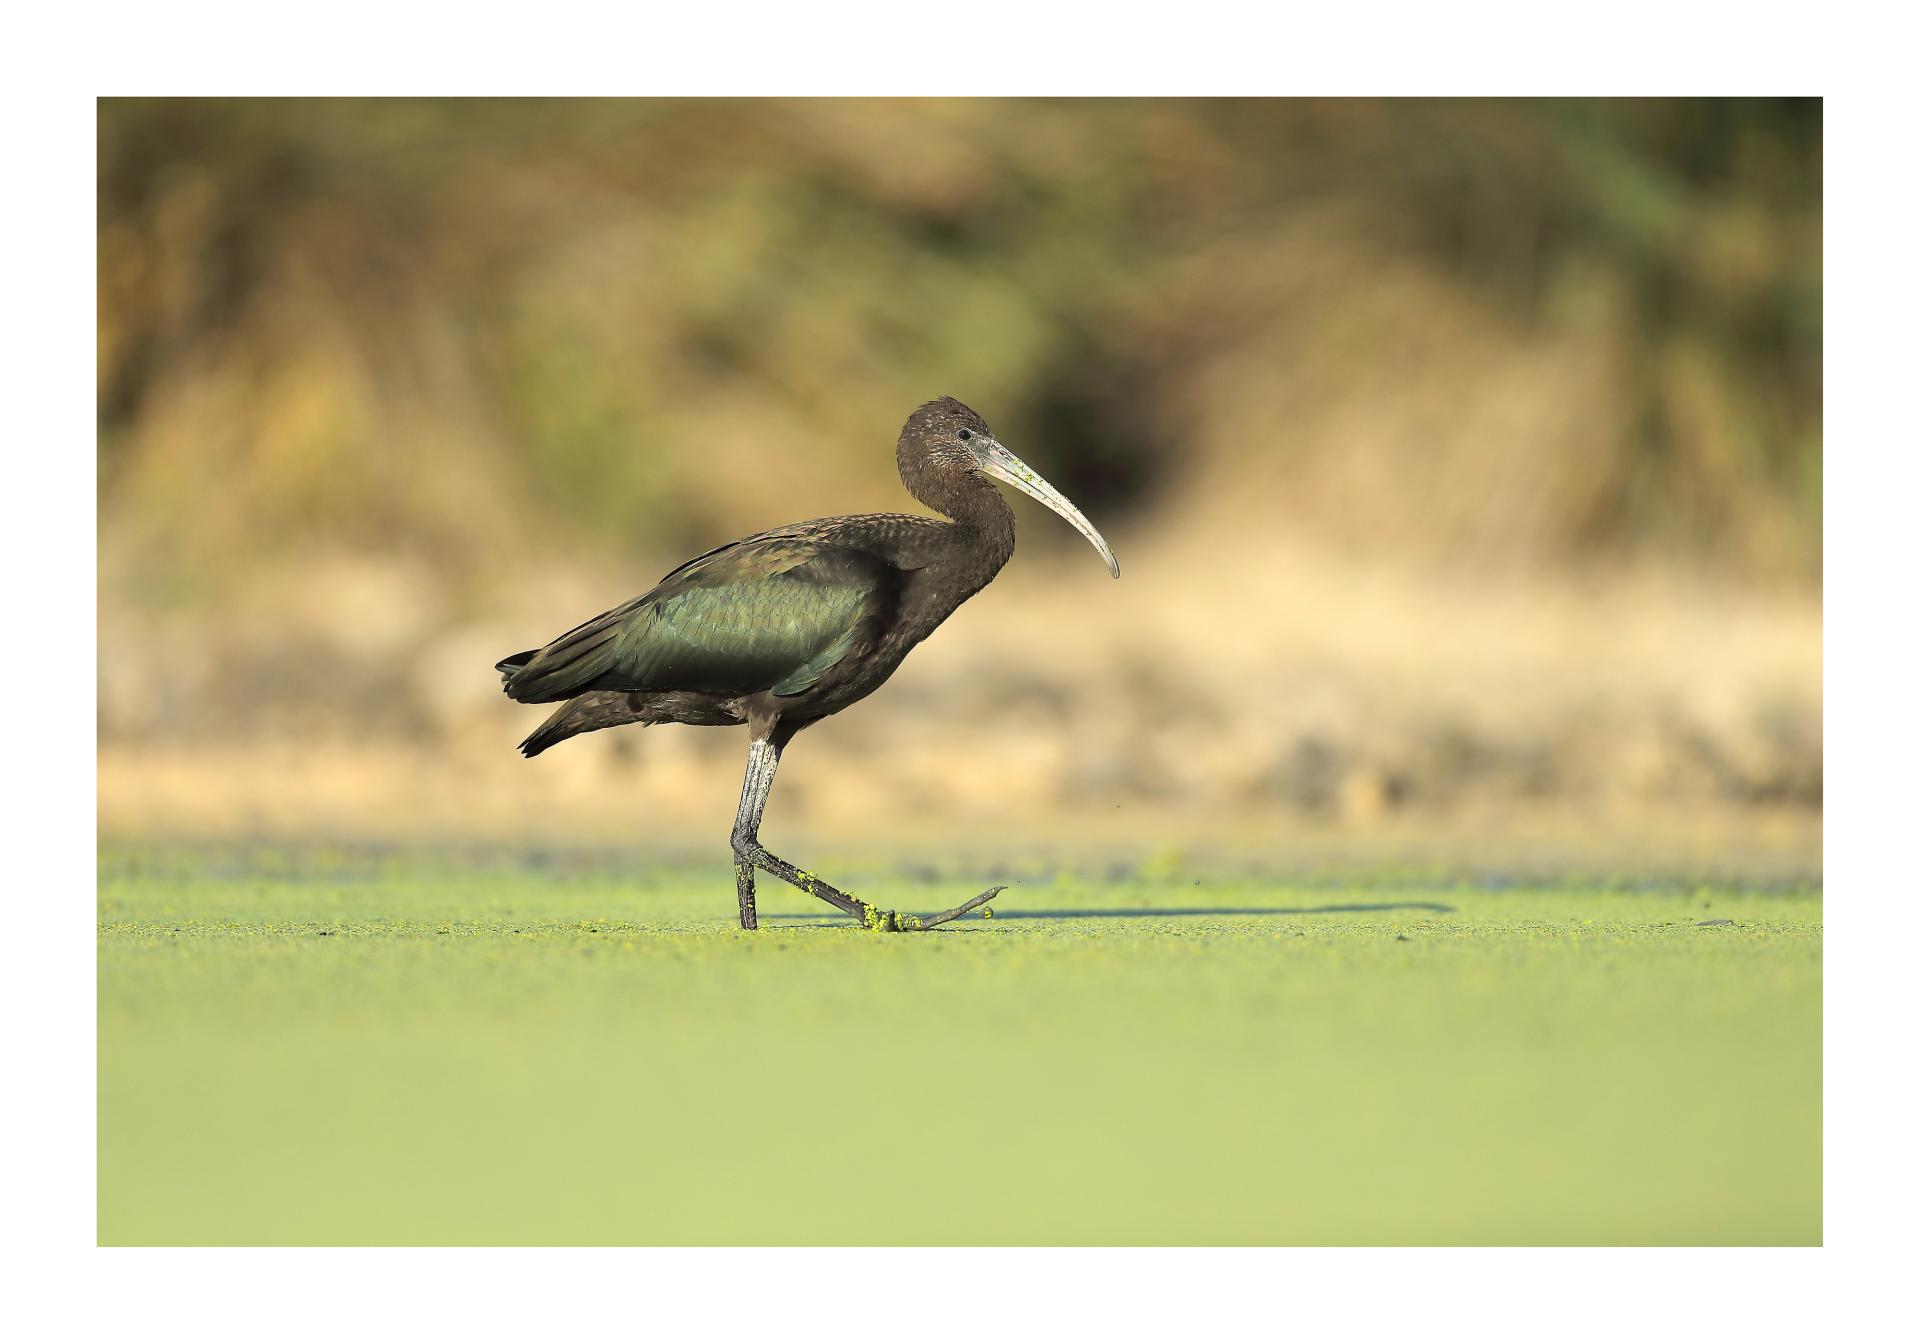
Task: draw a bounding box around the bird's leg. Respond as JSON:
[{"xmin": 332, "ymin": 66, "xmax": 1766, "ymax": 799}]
[
  {"xmin": 731, "ymin": 733, "xmax": 861, "ymax": 928},
  {"xmin": 730, "ymin": 738, "xmax": 764, "ymax": 929},
  {"xmin": 730, "ymin": 735, "xmax": 779, "ymax": 928},
  {"xmin": 727, "ymin": 732, "xmax": 1003, "ymax": 930}
]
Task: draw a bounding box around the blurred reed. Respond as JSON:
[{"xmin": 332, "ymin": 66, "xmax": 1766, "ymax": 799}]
[{"xmin": 96, "ymin": 99, "xmax": 1821, "ymax": 847}]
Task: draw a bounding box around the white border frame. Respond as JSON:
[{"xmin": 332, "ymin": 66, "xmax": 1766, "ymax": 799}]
[{"xmin": 11, "ymin": 2, "xmax": 1908, "ymax": 1337}]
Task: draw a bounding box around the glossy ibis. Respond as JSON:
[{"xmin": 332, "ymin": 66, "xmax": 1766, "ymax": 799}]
[{"xmin": 497, "ymin": 397, "xmax": 1118, "ymax": 930}]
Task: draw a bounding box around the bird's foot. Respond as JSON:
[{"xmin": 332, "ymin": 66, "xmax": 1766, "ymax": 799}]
[{"xmin": 857, "ymin": 885, "xmax": 1006, "ymax": 932}]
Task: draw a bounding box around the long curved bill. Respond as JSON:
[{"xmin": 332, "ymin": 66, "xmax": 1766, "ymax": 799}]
[{"xmin": 974, "ymin": 437, "xmax": 1121, "ymax": 578}]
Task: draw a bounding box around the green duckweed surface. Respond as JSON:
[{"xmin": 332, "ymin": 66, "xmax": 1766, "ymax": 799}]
[{"xmin": 98, "ymin": 846, "xmax": 1821, "ymax": 1244}]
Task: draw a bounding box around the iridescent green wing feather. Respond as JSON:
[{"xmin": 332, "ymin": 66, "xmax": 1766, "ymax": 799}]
[
  {"xmin": 614, "ymin": 541, "xmax": 887, "ymax": 694},
  {"xmin": 502, "ymin": 535, "xmax": 891, "ymax": 702}
]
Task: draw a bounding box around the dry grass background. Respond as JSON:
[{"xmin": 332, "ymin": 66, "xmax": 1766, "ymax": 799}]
[{"xmin": 97, "ymin": 99, "xmax": 1820, "ymax": 870}]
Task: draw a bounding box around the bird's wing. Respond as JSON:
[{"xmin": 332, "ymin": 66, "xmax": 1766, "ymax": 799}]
[{"xmin": 501, "ymin": 535, "xmax": 895, "ymax": 703}]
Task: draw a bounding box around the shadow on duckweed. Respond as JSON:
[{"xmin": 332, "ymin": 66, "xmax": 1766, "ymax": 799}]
[{"xmin": 763, "ymin": 900, "xmax": 1458, "ymax": 924}]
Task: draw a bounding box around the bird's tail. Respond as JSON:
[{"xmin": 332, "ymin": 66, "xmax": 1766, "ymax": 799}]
[
  {"xmin": 495, "ymin": 651, "xmax": 534, "ymax": 684},
  {"xmin": 496, "ymin": 603, "xmax": 633, "ymax": 704},
  {"xmin": 518, "ymin": 700, "xmax": 585, "ymax": 758},
  {"xmin": 515, "ymin": 690, "xmax": 655, "ymax": 757}
]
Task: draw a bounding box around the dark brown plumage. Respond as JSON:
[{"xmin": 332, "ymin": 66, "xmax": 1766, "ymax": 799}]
[{"xmin": 498, "ymin": 397, "xmax": 1118, "ymax": 930}]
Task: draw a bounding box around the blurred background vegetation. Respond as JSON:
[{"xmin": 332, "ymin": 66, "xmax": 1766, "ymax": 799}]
[{"xmin": 97, "ymin": 98, "xmax": 1821, "ymax": 866}]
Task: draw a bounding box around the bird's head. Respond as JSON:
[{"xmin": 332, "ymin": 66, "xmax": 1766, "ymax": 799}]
[{"xmin": 898, "ymin": 396, "xmax": 1120, "ymax": 578}]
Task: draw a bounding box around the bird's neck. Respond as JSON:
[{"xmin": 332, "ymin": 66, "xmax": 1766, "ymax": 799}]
[{"xmin": 912, "ymin": 469, "xmax": 1016, "ymax": 590}]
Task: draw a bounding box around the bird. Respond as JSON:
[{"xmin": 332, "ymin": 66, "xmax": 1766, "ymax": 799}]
[{"xmin": 497, "ymin": 396, "xmax": 1119, "ymax": 931}]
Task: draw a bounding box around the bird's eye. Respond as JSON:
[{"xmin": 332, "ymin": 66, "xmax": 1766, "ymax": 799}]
[{"xmin": 957, "ymin": 429, "xmax": 972, "ymax": 441}]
